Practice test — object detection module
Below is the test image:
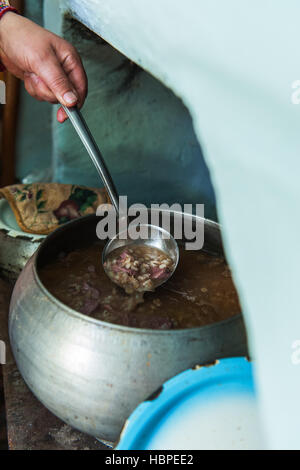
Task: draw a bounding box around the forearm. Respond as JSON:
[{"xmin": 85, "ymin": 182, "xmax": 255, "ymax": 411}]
[{"xmin": 0, "ymin": 1, "xmax": 19, "ymax": 71}]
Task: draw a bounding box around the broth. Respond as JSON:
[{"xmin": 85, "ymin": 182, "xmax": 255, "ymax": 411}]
[{"xmin": 39, "ymin": 244, "xmax": 241, "ymax": 330}]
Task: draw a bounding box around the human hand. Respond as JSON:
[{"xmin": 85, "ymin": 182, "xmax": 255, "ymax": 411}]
[{"xmin": 0, "ymin": 12, "xmax": 87, "ymax": 122}]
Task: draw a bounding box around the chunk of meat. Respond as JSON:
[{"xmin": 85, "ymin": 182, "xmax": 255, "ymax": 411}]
[{"xmin": 104, "ymin": 246, "xmax": 174, "ymax": 294}]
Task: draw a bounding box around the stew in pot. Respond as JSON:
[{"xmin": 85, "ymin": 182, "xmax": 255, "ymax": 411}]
[{"xmin": 39, "ymin": 244, "xmax": 241, "ymax": 330}]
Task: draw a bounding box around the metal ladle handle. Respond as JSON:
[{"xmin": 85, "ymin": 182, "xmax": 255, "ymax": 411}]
[{"xmin": 62, "ymin": 105, "xmax": 120, "ymax": 216}]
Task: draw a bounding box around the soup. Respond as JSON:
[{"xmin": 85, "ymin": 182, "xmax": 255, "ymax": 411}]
[{"xmin": 39, "ymin": 244, "xmax": 241, "ymax": 330}]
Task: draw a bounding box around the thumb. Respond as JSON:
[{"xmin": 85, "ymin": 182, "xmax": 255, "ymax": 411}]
[{"xmin": 36, "ymin": 54, "xmax": 78, "ymax": 107}]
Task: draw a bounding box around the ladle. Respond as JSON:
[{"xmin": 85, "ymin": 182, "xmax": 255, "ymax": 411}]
[{"xmin": 62, "ymin": 105, "xmax": 179, "ymax": 290}]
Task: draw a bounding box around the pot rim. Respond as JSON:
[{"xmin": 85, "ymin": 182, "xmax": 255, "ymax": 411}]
[{"xmin": 33, "ymin": 213, "xmax": 242, "ymax": 335}]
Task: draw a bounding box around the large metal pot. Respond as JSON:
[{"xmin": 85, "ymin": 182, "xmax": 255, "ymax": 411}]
[{"xmin": 9, "ymin": 212, "xmax": 247, "ymax": 443}]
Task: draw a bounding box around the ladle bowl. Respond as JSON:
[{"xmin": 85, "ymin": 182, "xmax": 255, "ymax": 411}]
[{"xmin": 102, "ymin": 223, "xmax": 179, "ymax": 290}]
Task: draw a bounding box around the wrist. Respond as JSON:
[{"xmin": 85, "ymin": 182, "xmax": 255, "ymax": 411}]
[
  {"xmin": 0, "ymin": 4, "xmax": 18, "ymax": 21},
  {"xmin": 0, "ymin": 9, "xmax": 18, "ymax": 43},
  {"xmin": 0, "ymin": 10, "xmax": 18, "ymax": 71}
]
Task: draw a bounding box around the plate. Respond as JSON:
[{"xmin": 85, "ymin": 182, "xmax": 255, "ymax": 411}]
[
  {"xmin": 117, "ymin": 357, "xmax": 265, "ymax": 450},
  {"xmin": 0, "ymin": 199, "xmax": 45, "ymax": 280}
]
